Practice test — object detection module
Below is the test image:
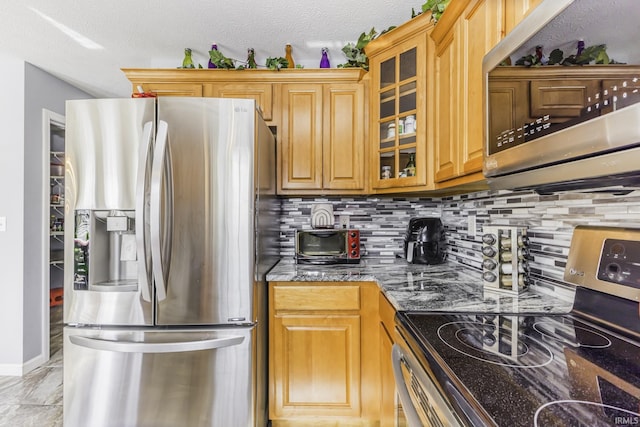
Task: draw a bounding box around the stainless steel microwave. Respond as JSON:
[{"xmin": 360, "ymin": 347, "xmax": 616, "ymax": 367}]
[
  {"xmin": 295, "ymin": 229, "xmax": 360, "ymax": 264},
  {"xmin": 483, "ymin": 0, "xmax": 640, "ymax": 193}
]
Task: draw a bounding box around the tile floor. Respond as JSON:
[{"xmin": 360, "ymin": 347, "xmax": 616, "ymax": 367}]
[{"xmin": 0, "ymin": 306, "xmax": 63, "ymax": 427}]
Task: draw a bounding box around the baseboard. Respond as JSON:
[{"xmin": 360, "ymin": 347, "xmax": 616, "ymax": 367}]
[{"xmin": 0, "ymin": 353, "xmax": 47, "ymax": 376}]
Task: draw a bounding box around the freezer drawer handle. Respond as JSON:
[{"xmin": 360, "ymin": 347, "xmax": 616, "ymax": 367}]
[{"xmin": 69, "ymin": 335, "xmax": 244, "ymax": 353}]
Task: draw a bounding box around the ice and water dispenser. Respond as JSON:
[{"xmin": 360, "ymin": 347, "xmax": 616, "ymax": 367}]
[{"xmin": 73, "ymin": 210, "xmax": 139, "ymax": 292}]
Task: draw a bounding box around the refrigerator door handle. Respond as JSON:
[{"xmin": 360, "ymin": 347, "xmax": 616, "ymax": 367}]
[
  {"xmin": 135, "ymin": 121, "xmax": 154, "ymax": 302},
  {"xmin": 150, "ymin": 120, "xmax": 171, "ymax": 301},
  {"xmin": 69, "ymin": 335, "xmax": 244, "ymax": 353}
]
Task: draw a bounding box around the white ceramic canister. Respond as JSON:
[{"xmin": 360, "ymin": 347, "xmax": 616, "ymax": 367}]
[
  {"xmin": 387, "ymin": 123, "xmax": 396, "ymax": 139},
  {"xmin": 404, "ymin": 115, "xmax": 415, "ymax": 133}
]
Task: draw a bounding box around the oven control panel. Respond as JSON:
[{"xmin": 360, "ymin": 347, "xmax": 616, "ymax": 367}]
[
  {"xmin": 598, "ymin": 239, "xmax": 640, "ymax": 289},
  {"xmin": 565, "ymin": 226, "xmax": 640, "ymax": 302}
]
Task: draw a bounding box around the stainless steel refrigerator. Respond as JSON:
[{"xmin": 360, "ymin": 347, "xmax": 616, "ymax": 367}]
[{"xmin": 62, "ymin": 97, "xmax": 278, "ymax": 427}]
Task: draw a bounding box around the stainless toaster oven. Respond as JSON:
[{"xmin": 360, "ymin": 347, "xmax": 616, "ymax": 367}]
[{"xmin": 295, "ymin": 229, "xmax": 360, "ymax": 264}]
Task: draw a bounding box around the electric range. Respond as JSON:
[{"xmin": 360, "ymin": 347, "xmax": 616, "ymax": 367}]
[{"xmin": 394, "ymin": 226, "xmax": 640, "ymax": 426}]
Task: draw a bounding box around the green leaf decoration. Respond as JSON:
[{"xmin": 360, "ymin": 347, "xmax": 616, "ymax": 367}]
[
  {"xmin": 548, "ymin": 48, "xmax": 564, "ymax": 65},
  {"xmin": 421, "ymin": 0, "xmax": 451, "ymax": 23},
  {"xmin": 338, "ymin": 26, "xmax": 395, "ymax": 71},
  {"xmin": 265, "ymin": 57, "xmax": 289, "ymax": 70},
  {"xmin": 511, "ymin": 43, "xmax": 618, "ymax": 67},
  {"xmin": 209, "ymin": 49, "xmax": 235, "ymax": 69}
]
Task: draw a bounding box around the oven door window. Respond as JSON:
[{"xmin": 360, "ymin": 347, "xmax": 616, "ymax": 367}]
[{"xmin": 298, "ymin": 232, "xmax": 346, "ymax": 256}]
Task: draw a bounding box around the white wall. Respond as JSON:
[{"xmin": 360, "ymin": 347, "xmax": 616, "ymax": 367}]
[
  {"xmin": 0, "ymin": 53, "xmax": 26, "ymax": 373},
  {"xmin": 23, "ymin": 64, "xmax": 92, "ymax": 366},
  {"xmin": 0, "ymin": 56, "xmax": 92, "ymax": 375}
]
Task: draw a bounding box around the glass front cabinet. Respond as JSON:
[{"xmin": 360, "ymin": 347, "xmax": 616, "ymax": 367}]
[{"xmin": 367, "ymin": 14, "xmax": 435, "ymax": 192}]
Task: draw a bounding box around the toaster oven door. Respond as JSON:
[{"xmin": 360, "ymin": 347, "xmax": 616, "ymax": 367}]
[{"xmin": 296, "ymin": 231, "xmax": 347, "ymax": 257}]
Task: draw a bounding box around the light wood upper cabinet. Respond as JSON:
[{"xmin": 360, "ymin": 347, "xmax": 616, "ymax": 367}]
[
  {"xmin": 503, "ymin": 0, "xmax": 543, "ymax": 35},
  {"xmin": 278, "ymin": 80, "xmax": 366, "ymax": 194},
  {"xmin": 122, "ymin": 68, "xmax": 367, "ymax": 196},
  {"xmin": 464, "ymin": 1, "xmax": 503, "ymax": 174},
  {"xmin": 433, "ymin": 20, "xmax": 460, "ymax": 183},
  {"xmin": 135, "ymin": 82, "xmax": 203, "ymax": 97},
  {"xmin": 269, "ymin": 282, "xmax": 379, "ymax": 426},
  {"xmin": 366, "ymin": 12, "xmax": 435, "ymax": 193},
  {"xmin": 123, "ymin": 69, "xmax": 273, "ymax": 120},
  {"xmin": 280, "ymin": 84, "xmax": 324, "ymax": 191},
  {"xmin": 323, "ymin": 84, "xmax": 366, "ymax": 191},
  {"xmin": 431, "ymin": 0, "xmax": 503, "ymax": 189},
  {"xmin": 204, "ymin": 83, "xmax": 273, "ymax": 121}
]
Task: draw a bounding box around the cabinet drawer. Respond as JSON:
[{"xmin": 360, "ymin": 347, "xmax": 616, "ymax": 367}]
[{"xmin": 273, "ymin": 285, "xmax": 360, "ymax": 311}]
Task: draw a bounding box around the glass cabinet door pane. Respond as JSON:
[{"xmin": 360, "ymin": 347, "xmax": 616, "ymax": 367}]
[
  {"xmin": 399, "ymin": 81, "xmax": 417, "ymax": 114},
  {"xmin": 380, "ymin": 57, "xmax": 396, "ymax": 88},
  {"xmin": 399, "ymin": 132, "xmax": 416, "ymax": 146},
  {"xmin": 380, "ymin": 119, "xmax": 396, "ymax": 149},
  {"xmin": 399, "ymin": 92, "xmax": 416, "ymax": 114},
  {"xmin": 379, "ymin": 151, "xmax": 395, "ymax": 180},
  {"xmin": 399, "ymin": 148, "xmax": 417, "ymax": 178},
  {"xmin": 380, "ymin": 88, "xmax": 396, "ymax": 119},
  {"xmin": 399, "ymin": 48, "xmax": 417, "ymax": 81}
]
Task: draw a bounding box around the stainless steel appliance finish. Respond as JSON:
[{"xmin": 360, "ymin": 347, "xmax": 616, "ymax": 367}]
[
  {"xmin": 394, "ymin": 226, "xmax": 640, "ymax": 426},
  {"xmin": 64, "ymin": 327, "xmax": 255, "ymax": 427},
  {"xmin": 564, "ymin": 225, "xmax": 640, "ymax": 303},
  {"xmin": 295, "ymin": 228, "xmax": 361, "ymax": 264},
  {"xmin": 482, "ymin": 0, "xmax": 640, "ymax": 192},
  {"xmin": 65, "ymin": 98, "xmax": 155, "ymax": 326},
  {"xmin": 155, "ymin": 98, "xmax": 257, "ymax": 325},
  {"xmin": 392, "ymin": 342, "xmax": 463, "ymax": 427},
  {"xmin": 63, "ymin": 97, "xmax": 277, "ymax": 427}
]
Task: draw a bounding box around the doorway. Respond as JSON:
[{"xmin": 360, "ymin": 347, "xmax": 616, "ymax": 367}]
[{"xmin": 42, "ymin": 109, "xmax": 65, "ymax": 363}]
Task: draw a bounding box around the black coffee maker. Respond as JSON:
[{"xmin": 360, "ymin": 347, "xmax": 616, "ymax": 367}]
[{"xmin": 403, "ymin": 217, "xmax": 447, "ymax": 264}]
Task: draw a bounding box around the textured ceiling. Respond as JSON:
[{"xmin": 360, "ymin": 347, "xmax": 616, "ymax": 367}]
[
  {"xmin": 0, "ymin": 0, "xmax": 424, "ymax": 97},
  {"xmin": 2, "ymin": 1, "xmax": 638, "ymax": 99}
]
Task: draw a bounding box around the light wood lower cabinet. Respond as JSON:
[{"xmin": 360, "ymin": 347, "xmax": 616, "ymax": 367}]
[
  {"xmin": 269, "ymin": 281, "xmax": 379, "ymax": 426},
  {"xmin": 379, "ymin": 291, "xmax": 399, "ymax": 426}
]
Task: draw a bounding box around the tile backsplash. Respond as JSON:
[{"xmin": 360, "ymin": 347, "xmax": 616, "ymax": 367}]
[
  {"xmin": 279, "ymin": 197, "xmax": 441, "ymax": 258},
  {"xmin": 279, "ymin": 188, "xmax": 640, "ymax": 299}
]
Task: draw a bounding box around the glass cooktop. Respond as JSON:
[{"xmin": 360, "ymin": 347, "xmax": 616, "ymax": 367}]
[{"xmin": 397, "ymin": 311, "xmax": 640, "ymax": 426}]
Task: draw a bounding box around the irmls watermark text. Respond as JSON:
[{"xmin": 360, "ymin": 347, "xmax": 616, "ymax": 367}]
[{"xmin": 616, "ymin": 416, "xmax": 640, "ymax": 425}]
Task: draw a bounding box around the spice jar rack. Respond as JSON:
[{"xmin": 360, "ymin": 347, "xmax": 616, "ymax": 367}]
[{"xmin": 481, "ymin": 226, "xmax": 529, "ymax": 294}]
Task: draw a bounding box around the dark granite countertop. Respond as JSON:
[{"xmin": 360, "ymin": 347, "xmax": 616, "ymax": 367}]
[{"xmin": 266, "ymin": 258, "xmax": 574, "ymax": 314}]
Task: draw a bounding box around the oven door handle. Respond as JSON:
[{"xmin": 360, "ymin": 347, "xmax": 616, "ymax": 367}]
[{"xmin": 392, "ymin": 344, "xmax": 426, "ymax": 427}]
